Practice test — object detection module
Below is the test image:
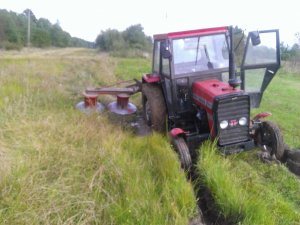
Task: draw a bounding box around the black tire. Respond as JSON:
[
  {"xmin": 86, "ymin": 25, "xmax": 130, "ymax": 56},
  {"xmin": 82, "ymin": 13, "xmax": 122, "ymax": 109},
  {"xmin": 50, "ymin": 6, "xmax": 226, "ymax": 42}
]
[
  {"xmin": 142, "ymin": 83, "xmax": 166, "ymax": 133},
  {"xmin": 171, "ymin": 137, "xmax": 192, "ymax": 172},
  {"xmin": 287, "ymin": 150, "xmax": 300, "ymax": 163},
  {"xmin": 287, "ymin": 159, "xmax": 300, "ymax": 176},
  {"xmin": 256, "ymin": 121, "xmax": 285, "ymax": 160}
]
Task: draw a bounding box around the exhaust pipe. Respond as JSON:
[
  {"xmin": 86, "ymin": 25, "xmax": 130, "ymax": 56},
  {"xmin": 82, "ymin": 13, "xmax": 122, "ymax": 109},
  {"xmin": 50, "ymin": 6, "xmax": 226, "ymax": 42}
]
[{"xmin": 228, "ymin": 26, "xmax": 241, "ymax": 89}]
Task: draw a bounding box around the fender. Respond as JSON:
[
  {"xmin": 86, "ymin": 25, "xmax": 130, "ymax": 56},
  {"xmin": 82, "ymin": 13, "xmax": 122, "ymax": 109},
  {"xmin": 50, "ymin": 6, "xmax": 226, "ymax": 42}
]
[
  {"xmin": 142, "ymin": 73, "xmax": 160, "ymax": 83},
  {"xmin": 169, "ymin": 128, "xmax": 187, "ymax": 138},
  {"xmin": 253, "ymin": 112, "xmax": 272, "ymax": 121}
]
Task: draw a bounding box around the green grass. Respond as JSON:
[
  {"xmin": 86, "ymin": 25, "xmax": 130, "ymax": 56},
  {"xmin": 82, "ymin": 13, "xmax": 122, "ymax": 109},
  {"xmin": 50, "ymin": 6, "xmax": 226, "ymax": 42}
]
[
  {"xmin": 114, "ymin": 57, "xmax": 151, "ymax": 80},
  {"xmin": 198, "ymin": 142, "xmax": 300, "ymax": 225},
  {"xmin": 1, "ymin": 48, "xmax": 300, "ymax": 225},
  {"xmin": 198, "ymin": 67, "xmax": 300, "ymax": 224},
  {"xmin": 0, "ymin": 48, "xmax": 196, "ymax": 224}
]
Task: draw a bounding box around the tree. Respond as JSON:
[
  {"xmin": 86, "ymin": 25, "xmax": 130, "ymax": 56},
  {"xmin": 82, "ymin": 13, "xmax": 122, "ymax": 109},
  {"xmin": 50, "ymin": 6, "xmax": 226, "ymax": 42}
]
[
  {"xmin": 122, "ymin": 24, "xmax": 146, "ymax": 49},
  {"xmin": 95, "ymin": 24, "xmax": 152, "ymax": 53},
  {"xmin": 5, "ymin": 13, "xmax": 22, "ymax": 44},
  {"xmin": 280, "ymin": 42, "xmax": 290, "ymax": 61},
  {"xmin": 37, "ymin": 18, "xmax": 52, "ymax": 30},
  {"xmin": 31, "ymin": 18, "xmax": 52, "ymax": 47},
  {"xmin": 23, "ymin": 9, "xmax": 37, "ymax": 23},
  {"xmin": 51, "ymin": 23, "xmax": 71, "ymax": 47},
  {"xmin": 32, "ymin": 28, "xmax": 51, "ymax": 47},
  {"xmin": 95, "ymin": 29, "xmax": 125, "ymax": 51}
]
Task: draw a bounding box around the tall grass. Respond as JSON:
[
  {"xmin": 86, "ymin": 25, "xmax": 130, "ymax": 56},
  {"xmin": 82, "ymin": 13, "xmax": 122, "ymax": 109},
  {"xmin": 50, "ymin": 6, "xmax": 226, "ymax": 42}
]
[
  {"xmin": 1, "ymin": 48, "xmax": 299, "ymax": 225},
  {"xmin": 198, "ymin": 142, "xmax": 300, "ymax": 225},
  {"xmin": 0, "ymin": 48, "xmax": 196, "ymax": 224}
]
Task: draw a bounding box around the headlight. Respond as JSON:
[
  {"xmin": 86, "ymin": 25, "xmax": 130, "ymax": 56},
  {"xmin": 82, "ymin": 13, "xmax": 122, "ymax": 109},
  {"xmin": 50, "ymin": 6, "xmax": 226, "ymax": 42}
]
[
  {"xmin": 239, "ymin": 117, "xmax": 247, "ymax": 126},
  {"xmin": 220, "ymin": 120, "xmax": 228, "ymax": 129}
]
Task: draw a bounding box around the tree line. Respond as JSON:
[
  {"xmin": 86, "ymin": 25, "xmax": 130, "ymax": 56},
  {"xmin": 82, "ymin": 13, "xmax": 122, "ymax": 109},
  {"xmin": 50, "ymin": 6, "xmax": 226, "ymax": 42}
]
[
  {"xmin": 0, "ymin": 9, "xmax": 93, "ymax": 50},
  {"xmin": 95, "ymin": 24, "xmax": 152, "ymax": 56},
  {"xmin": 280, "ymin": 42, "xmax": 300, "ymax": 61}
]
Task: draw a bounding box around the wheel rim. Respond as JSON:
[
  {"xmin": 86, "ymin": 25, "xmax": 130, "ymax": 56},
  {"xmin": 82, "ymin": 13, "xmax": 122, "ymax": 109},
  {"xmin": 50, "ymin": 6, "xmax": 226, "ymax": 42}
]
[
  {"xmin": 256, "ymin": 121, "xmax": 284, "ymax": 160},
  {"xmin": 262, "ymin": 129, "xmax": 274, "ymax": 154}
]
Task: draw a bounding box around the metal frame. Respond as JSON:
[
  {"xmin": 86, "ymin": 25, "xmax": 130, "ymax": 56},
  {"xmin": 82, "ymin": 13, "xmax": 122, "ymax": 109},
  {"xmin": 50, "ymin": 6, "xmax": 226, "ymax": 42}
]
[{"xmin": 240, "ymin": 30, "xmax": 280, "ymax": 108}]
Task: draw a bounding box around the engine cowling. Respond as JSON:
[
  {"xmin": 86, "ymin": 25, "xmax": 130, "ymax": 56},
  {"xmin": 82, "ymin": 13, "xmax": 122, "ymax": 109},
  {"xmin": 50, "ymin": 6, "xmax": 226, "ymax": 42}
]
[{"xmin": 192, "ymin": 79, "xmax": 250, "ymax": 146}]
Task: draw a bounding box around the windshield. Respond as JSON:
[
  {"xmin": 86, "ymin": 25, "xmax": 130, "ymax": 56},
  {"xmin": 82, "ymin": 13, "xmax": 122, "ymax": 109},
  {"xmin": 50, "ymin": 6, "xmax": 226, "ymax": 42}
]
[{"xmin": 172, "ymin": 34, "xmax": 229, "ymax": 75}]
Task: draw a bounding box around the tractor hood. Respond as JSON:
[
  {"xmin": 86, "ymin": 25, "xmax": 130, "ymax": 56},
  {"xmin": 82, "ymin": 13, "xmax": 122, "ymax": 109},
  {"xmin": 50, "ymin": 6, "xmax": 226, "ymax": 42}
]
[{"xmin": 192, "ymin": 79, "xmax": 243, "ymax": 112}]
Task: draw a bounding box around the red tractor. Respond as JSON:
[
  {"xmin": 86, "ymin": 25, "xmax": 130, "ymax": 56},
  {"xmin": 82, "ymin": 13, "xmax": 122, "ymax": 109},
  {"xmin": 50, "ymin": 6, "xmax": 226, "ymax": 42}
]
[
  {"xmin": 81, "ymin": 26, "xmax": 284, "ymax": 171},
  {"xmin": 140, "ymin": 26, "xmax": 283, "ymax": 170}
]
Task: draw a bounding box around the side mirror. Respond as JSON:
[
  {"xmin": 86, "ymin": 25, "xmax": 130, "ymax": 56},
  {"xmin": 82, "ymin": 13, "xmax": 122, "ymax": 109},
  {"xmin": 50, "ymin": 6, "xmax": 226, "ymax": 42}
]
[
  {"xmin": 249, "ymin": 31, "xmax": 261, "ymax": 46},
  {"xmin": 160, "ymin": 41, "xmax": 172, "ymax": 59}
]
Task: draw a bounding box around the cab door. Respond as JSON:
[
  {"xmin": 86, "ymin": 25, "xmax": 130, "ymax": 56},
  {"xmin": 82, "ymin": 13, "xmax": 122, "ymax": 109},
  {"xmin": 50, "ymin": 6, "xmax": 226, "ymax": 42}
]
[{"xmin": 240, "ymin": 30, "xmax": 280, "ymax": 108}]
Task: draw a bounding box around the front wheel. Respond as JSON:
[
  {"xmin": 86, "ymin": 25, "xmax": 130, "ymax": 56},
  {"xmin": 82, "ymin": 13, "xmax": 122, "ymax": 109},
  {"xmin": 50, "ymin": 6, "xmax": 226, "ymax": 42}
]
[
  {"xmin": 255, "ymin": 121, "xmax": 284, "ymax": 160},
  {"xmin": 171, "ymin": 137, "xmax": 192, "ymax": 172}
]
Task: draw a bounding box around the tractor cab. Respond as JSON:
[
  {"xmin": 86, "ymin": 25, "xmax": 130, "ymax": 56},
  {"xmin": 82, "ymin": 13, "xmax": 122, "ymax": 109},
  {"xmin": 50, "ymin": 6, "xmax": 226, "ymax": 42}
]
[
  {"xmin": 149, "ymin": 27, "xmax": 231, "ymax": 118},
  {"xmin": 149, "ymin": 27, "xmax": 280, "ymax": 113}
]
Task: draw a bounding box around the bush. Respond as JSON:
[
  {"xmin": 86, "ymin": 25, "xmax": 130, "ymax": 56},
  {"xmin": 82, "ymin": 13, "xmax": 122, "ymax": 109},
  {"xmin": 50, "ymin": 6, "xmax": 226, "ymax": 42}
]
[{"xmin": 0, "ymin": 41, "xmax": 22, "ymax": 50}]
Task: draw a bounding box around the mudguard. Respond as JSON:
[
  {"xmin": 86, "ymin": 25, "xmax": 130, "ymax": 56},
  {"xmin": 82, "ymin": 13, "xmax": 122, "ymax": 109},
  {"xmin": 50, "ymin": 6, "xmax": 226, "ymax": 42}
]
[
  {"xmin": 142, "ymin": 73, "xmax": 160, "ymax": 83},
  {"xmin": 170, "ymin": 128, "xmax": 186, "ymax": 138},
  {"xmin": 253, "ymin": 112, "xmax": 272, "ymax": 121}
]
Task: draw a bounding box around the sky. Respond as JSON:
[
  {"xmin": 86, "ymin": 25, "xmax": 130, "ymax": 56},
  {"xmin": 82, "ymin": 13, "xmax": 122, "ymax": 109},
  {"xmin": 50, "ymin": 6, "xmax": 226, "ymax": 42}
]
[{"xmin": 1, "ymin": 0, "xmax": 299, "ymax": 46}]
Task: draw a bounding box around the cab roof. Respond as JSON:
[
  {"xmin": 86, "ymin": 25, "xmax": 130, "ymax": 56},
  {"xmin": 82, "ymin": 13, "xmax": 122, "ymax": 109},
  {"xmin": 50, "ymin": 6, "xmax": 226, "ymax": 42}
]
[{"xmin": 153, "ymin": 26, "xmax": 228, "ymax": 40}]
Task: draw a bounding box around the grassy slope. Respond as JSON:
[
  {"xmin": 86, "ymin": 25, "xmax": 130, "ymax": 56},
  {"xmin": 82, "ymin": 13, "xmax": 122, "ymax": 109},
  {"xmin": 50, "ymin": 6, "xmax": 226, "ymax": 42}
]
[
  {"xmin": 0, "ymin": 48, "xmax": 196, "ymax": 224},
  {"xmin": 199, "ymin": 69, "xmax": 300, "ymax": 224}
]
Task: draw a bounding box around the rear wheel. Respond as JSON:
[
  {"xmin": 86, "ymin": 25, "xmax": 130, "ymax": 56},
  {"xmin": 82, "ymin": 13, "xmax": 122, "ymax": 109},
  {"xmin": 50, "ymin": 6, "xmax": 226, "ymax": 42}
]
[
  {"xmin": 171, "ymin": 137, "xmax": 192, "ymax": 172},
  {"xmin": 256, "ymin": 121, "xmax": 284, "ymax": 160},
  {"xmin": 142, "ymin": 83, "xmax": 166, "ymax": 133}
]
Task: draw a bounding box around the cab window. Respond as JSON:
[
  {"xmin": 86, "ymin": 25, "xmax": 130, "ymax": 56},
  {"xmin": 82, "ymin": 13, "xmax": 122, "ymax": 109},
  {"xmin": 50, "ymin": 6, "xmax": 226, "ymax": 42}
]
[{"xmin": 153, "ymin": 41, "xmax": 160, "ymax": 74}]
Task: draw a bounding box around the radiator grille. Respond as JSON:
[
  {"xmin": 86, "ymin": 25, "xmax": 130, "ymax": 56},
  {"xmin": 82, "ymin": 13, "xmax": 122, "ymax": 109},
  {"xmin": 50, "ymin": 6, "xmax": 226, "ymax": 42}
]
[{"xmin": 216, "ymin": 95, "xmax": 250, "ymax": 146}]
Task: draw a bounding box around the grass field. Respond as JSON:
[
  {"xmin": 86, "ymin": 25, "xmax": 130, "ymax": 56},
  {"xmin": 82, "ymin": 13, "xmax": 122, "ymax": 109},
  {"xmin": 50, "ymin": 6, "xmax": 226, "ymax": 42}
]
[
  {"xmin": 0, "ymin": 48, "xmax": 196, "ymax": 225},
  {"xmin": 0, "ymin": 48, "xmax": 299, "ymax": 225}
]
